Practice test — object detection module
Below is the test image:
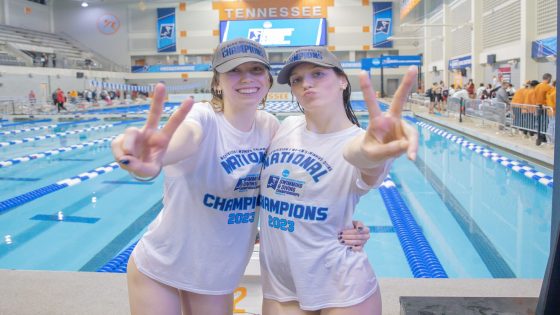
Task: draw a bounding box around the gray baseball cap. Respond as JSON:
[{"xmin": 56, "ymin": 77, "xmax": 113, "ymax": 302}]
[
  {"xmin": 277, "ymin": 46, "xmax": 343, "ymax": 84},
  {"xmin": 212, "ymin": 38, "xmax": 270, "ymax": 73}
]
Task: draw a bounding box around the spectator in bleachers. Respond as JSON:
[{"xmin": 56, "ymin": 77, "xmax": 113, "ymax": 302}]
[
  {"xmin": 55, "ymin": 88, "xmax": 67, "ymax": 112},
  {"xmin": 427, "ymin": 82, "xmax": 436, "ymax": 114},
  {"xmin": 512, "ymin": 81, "xmax": 529, "ymax": 104},
  {"xmin": 28, "ymin": 90, "xmax": 36, "ymax": 105},
  {"xmin": 41, "ymin": 53, "xmax": 48, "ymax": 67},
  {"xmin": 476, "ymin": 83, "xmax": 486, "ymax": 99},
  {"xmin": 546, "ymin": 80, "xmax": 556, "ymax": 143},
  {"xmin": 434, "ymin": 81, "xmax": 443, "ymax": 111},
  {"xmin": 534, "ymin": 75, "xmax": 553, "ymax": 144},
  {"xmin": 546, "ymin": 80, "xmax": 556, "ymax": 112},
  {"xmin": 495, "ymin": 82, "xmax": 510, "ymax": 107},
  {"xmin": 52, "ymin": 54, "xmax": 56, "ymax": 67},
  {"xmin": 524, "ymin": 80, "xmax": 539, "ymax": 105},
  {"xmin": 535, "ymin": 73, "xmax": 553, "ymax": 105},
  {"xmin": 466, "ymin": 79, "xmax": 475, "ymax": 98},
  {"xmin": 452, "ymin": 85, "xmax": 469, "ymax": 100},
  {"xmin": 506, "ymin": 83, "xmax": 516, "ymax": 97}
]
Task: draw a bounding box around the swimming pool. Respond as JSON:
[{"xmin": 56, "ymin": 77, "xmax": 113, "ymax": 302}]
[{"xmin": 0, "ymin": 102, "xmax": 552, "ymax": 278}]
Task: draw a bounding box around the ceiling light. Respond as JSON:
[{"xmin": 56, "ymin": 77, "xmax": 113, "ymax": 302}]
[
  {"xmin": 81, "ymin": 1, "xmax": 88, "ymax": 7},
  {"xmin": 138, "ymin": 0, "xmax": 147, "ymax": 11}
]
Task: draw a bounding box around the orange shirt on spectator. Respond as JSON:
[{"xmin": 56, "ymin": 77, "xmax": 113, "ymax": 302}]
[
  {"xmin": 524, "ymin": 89, "xmax": 537, "ymax": 105},
  {"xmin": 546, "ymin": 88, "xmax": 556, "ymax": 115},
  {"xmin": 512, "ymin": 88, "xmax": 527, "ymax": 104},
  {"xmin": 534, "ymin": 82, "xmax": 552, "ymax": 105}
]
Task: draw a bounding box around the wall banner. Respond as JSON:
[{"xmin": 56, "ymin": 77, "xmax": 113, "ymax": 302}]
[
  {"xmin": 157, "ymin": 8, "xmax": 176, "ymax": 53},
  {"xmin": 373, "ymin": 2, "xmax": 393, "ymax": 48},
  {"xmin": 448, "ymin": 55, "xmax": 471, "ymax": 70},
  {"xmin": 532, "ymin": 36, "xmax": 557, "ymax": 59},
  {"xmin": 212, "ymin": 0, "xmax": 333, "ymax": 20}
]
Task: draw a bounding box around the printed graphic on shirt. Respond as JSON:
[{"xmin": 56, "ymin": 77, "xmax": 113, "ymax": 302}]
[
  {"xmin": 234, "ymin": 174, "xmax": 260, "ymax": 192},
  {"xmin": 220, "ymin": 148, "xmax": 267, "ymax": 174},
  {"xmin": 263, "ymin": 148, "xmax": 332, "ymax": 183},
  {"xmin": 259, "ymin": 194, "xmax": 329, "ymax": 233},
  {"xmin": 266, "ymin": 171, "xmax": 304, "ymax": 197},
  {"xmin": 203, "ymin": 194, "xmax": 258, "ymax": 225}
]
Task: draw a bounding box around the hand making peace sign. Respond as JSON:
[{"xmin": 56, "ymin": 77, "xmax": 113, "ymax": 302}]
[
  {"xmin": 358, "ymin": 66, "xmax": 419, "ymax": 167},
  {"xmin": 111, "ymin": 83, "xmax": 194, "ymax": 178}
]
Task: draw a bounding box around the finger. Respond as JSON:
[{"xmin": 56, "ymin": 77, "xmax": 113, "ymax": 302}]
[
  {"xmin": 352, "ymin": 220, "xmax": 366, "ymax": 232},
  {"xmin": 402, "ymin": 122, "xmax": 418, "ymax": 161},
  {"xmin": 359, "ymin": 71, "xmax": 382, "ymax": 118},
  {"xmin": 122, "ymin": 127, "xmax": 142, "ymax": 157},
  {"xmin": 118, "ymin": 154, "xmax": 161, "ymax": 177},
  {"xmin": 363, "ymin": 139, "xmax": 409, "ymax": 161},
  {"xmin": 351, "ymin": 245, "xmax": 364, "ymax": 252},
  {"xmin": 340, "ymin": 233, "xmax": 370, "ymax": 241},
  {"xmin": 161, "ymin": 97, "xmax": 195, "ymax": 138},
  {"xmin": 145, "ymin": 83, "xmax": 166, "ymax": 130},
  {"xmin": 390, "ymin": 66, "xmax": 418, "ymax": 118},
  {"xmin": 111, "ymin": 134, "xmax": 125, "ymax": 162}
]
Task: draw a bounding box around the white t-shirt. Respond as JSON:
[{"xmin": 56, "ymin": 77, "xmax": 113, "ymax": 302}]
[
  {"xmin": 133, "ymin": 102, "xmax": 279, "ymax": 294},
  {"xmin": 259, "ymin": 116, "xmax": 379, "ymax": 310}
]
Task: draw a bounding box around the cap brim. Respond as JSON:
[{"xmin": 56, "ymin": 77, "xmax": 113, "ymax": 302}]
[
  {"xmin": 277, "ymin": 60, "xmax": 336, "ymax": 84},
  {"xmin": 214, "ymin": 57, "xmax": 269, "ymax": 73}
]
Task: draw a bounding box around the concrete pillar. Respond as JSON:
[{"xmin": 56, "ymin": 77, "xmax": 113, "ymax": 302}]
[
  {"xmin": 423, "ymin": 15, "xmax": 432, "ymax": 91},
  {"xmin": 470, "ymin": 0, "xmax": 483, "ymax": 85},
  {"xmin": 520, "ymin": 0, "xmax": 538, "ymax": 82},
  {"xmin": 442, "ymin": 4, "xmax": 451, "ymax": 86}
]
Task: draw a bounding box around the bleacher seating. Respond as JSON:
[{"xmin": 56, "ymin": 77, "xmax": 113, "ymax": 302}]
[{"xmin": 0, "ymin": 24, "xmax": 102, "ymax": 69}]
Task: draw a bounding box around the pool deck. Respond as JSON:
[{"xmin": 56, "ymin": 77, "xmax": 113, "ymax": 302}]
[
  {"xmin": 0, "ymin": 102, "xmax": 551, "ymax": 314},
  {"xmin": 0, "ymin": 269, "xmax": 542, "ymax": 315},
  {"xmin": 403, "ymin": 101, "xmax": 555, "ymax": 169}
]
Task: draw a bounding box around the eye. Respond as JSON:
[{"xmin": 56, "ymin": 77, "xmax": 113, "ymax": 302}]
[
  {"xmin": 251, "ymin": 66, "xmax": 265, "ymax": 74},
  {"xmin": 289, "ymin": 76, "xmax": 302, "ymax": 85},
  {"xmin": 312, "ymin": 70, "xmax": 326, "ymax": 79},
  {"xmin": 228, "ymin": 67, "xmax": 241, "ymax": 73}
]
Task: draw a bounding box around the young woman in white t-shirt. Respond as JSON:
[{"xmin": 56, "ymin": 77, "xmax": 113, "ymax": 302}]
[
  {"xmin": 259, "ymin": 47, "xmax": 418, "ymax": 315},
  {"xmin": 111, "ymin": 38, "xmax": 370, "ymax": 315}
]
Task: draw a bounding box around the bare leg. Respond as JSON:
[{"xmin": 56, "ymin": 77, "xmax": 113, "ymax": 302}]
[
  {"xmin": 262, "ymin": 298, "xmax": 319, "ymax": 315},
  {"xmin": 127, "ymin": 257, "xmax": 182, "ymax": 315},
  {"xmin": 180, "ymin": 290, "xmax": 233, "ymax": 315},
  {"xmin": 320, "ymin": 288, "xmax": 382, "ymax": 315}
]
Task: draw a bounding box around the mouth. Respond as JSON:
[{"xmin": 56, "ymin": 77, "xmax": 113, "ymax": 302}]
[
  {"xmin": 236, "ymin": 87, "xmax": 259, "ymax": 95},
  {"xmin": 303, "ymin": 90, "xmax": 316, "ymax": 97}
]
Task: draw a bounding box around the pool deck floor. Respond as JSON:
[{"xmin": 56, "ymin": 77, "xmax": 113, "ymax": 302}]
[
  {"xmin": 0, "ymin": 270, "xmax": 542, "ymax": 315},
  {"xmin": 0, "ymin": 102, "xmax": 552, "ymax": 314}
]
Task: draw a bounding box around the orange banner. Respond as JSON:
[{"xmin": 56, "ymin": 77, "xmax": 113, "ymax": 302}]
[{"xmin": 212, "ymin": 0, "xmax": 334, "ymax": 20}]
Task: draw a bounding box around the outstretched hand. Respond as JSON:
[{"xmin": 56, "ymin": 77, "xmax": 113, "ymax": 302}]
[
  {"xmin": 111, "ymin": 83, "xmax": 194, "ymax": 177},
  {"xmin": 358, "ymin": 66, "xmax": 419, "ymax": 166}
]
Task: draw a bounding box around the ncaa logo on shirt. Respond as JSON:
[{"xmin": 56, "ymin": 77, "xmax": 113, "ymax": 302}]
[
  {"xmin": 266, "ymin": 175, "xmax": 280, "ymax": 190},
  {"xmin": 282, "ymin": 169, "xmax": 290, "ymax": 177}
]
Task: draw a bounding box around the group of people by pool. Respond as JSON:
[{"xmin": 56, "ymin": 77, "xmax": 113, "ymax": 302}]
[{"xmin": 112, "ymin": 38, "xmax": 418, "ymax": 314}]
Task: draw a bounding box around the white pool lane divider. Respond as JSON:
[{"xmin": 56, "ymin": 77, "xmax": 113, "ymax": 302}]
[
  {"xmin": 0, "ymin": 118, "xmax": 99, "ymax": 136},
  {"xmin": 0, "ymin": 135, "xmax": 117, "ymax": 168},
  {"xmin": 407, "ymin": 117, "xmax": 554, "ymax": 188},
  {"xmin": 0, "ymin": 119, "xmax": 144, "ymax": 148},
  {"xmin": 0, "ymin": 161, "xmax": 121, "ymax": 214}
]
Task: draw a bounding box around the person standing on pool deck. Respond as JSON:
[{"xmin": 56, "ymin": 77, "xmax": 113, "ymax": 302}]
[
  {"xmin": 259, "ymin": 47, "xmax": 418, "ymax": 315},
  {"xmin": 111, "ymin": 38, "xmax": 370, "ymax": 315}
]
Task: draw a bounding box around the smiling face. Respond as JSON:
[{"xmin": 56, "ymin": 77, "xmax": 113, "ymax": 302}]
[
  {"xmin": 216, "ymin": 62, "xmax": 271, "ymax": 110},
  {"xmin": 288, "ymin": 63, "xmax": 347, "ymax": 111}
]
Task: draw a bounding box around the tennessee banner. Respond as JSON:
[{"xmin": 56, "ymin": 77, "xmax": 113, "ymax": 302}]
[{"xmin": 212, "ymin": 0, "xmax": 333, "ymax": 20}]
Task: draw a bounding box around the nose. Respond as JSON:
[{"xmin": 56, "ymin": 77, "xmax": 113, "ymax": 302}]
[
  {"xmin": 239, "ymin": 71, "xmax": 255, "ymax": 82},
  {"xmin": 302, "ymin": 74, "xmax": 313, "ymax": 89}
]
